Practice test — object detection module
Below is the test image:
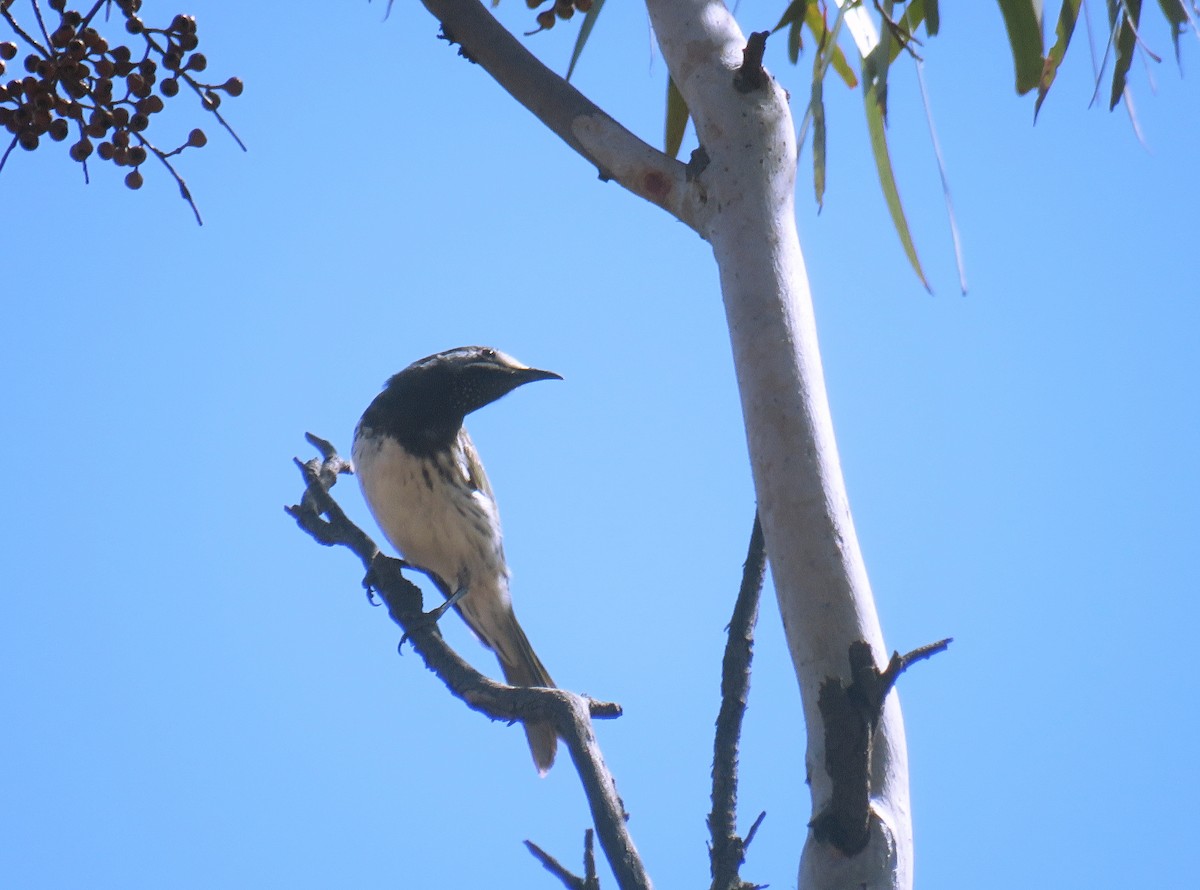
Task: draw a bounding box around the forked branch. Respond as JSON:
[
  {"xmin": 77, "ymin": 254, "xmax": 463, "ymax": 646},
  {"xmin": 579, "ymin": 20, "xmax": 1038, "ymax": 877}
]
[
  {"xmin": 811, "ymin": 637, "xmax": 952, "ymax": 856},
  {"xmin": 286, "ymin": 434, "xmax": 649, "ymax": 890},
  {"xmin": 417, "ymin": 0, "xmax": 700, "ymax": 228}
]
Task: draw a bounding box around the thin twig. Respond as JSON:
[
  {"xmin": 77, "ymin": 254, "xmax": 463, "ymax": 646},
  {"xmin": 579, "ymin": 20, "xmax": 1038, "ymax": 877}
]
[
  {"xmin": 0, "ymin": 134, "xmax": 18, "ymax": 176},
  {"xmin": 1, "ymin": 5, "xmax": 48, "ymax": 55},
  {"xmin": 582, "ymin": 828, "xmax": 598, "ymax": 889},
  {"xmin": 708, "ymin": 512, "xmax": 767, "ymax": 890},
  {"xmin": 877, "ymin": 637, "xmax": 953, "ymax": 698},
  {"xmin": 525, "ymin": 840, "xmax": 588, "ymax": 890},
  {"xmin": 143, "ymin": 31, "xmax": 247, "ymax": 152},
  {"xmin": 30, "ymin": 0, "xmax": 53, "ymax": 47}
]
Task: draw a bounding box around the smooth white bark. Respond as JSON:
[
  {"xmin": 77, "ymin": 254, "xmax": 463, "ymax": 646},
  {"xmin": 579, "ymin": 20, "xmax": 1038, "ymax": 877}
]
[
  {"xmin": 642, "ymin": 3, "xmax": 912, "ymax": 888},
  {"xmin": 416, "ymin": 1, "xmax": 914, "ymax": 886}
]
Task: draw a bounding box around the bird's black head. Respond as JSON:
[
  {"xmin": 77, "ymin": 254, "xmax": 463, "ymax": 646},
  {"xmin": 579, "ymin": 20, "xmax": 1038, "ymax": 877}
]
[{"xmin": 359, "ymin": 346, "xmax": 561, "ymax": 456}]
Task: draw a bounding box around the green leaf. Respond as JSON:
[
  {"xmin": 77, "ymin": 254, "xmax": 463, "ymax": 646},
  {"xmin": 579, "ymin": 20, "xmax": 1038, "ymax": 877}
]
[
  {"xmin": 997, "ymin": 0, "xmax": 1046, "ymax": 94},
  {"xmin": 772, "ymin": 2, "xmax": 809, "ymax": 66},
  {"xmin": 1035, "ymin": 0, "xmax": 1080, "ymax": 119},
  {"xmin": 1109, "ymin": 0, "xmax": 1141, "ymax": 110},
  {"xmin": 565, "ymin": 0, "xmax": 606, "ymax": 83},
  {"xmin": 864, "ymin": 39, "xmax": 892, "ymax": 125},
  {"xmin": 864, "ymin": 81, "xmax": 929, "ymax": 290},
  {"xmin": 829, "ymin": 45, "xmax": 859, "ymax": 88},
  {"xmin": 773, "ymin": 0, "xmax": 809, "ymax": 32},
  {"xmin": 788, "ymin": 17, "xmax": 804, "ymax": 63},
  {"xmin": 665, "ymin": 76, "xmax": 689, "ymax": 159},
  {"xmin": 811, "ymin": 76, "xmax": 826, "ymax": 209},
  {"xmin": 1155, "ymin": 0, "xmax": 1189, "ymax": 63},
  {"xmin": 926, "ymin": 0, "xmax": 941, "ymax": 36},
  {"xmin": 914, "ymin": 60, "xmax": 967, "ymax": 293},
  {"xmin": 807, "ymin": 4, "xmax": 859, "ymax": 87}
]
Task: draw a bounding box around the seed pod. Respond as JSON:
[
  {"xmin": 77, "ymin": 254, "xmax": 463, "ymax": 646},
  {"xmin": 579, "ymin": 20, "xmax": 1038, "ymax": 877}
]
[{"xmin": 69, "ymin": 137, "xmax": 93, "ymax": 161}]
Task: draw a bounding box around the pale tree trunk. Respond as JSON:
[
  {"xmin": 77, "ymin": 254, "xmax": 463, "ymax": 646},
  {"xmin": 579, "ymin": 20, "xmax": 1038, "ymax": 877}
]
[
  {"xmin": 418, "ymin": 1, "xmax": 912, "ymax": 887},
  {"xmin": 644, "ymin": 4, "xmax": 911, "ymax": 888}
]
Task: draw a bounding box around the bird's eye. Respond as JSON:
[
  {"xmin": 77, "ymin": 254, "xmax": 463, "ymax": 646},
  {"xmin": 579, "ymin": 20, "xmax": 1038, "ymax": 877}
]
[{"xmin": 482, "ymin": 348, "xmax": 496, "ymax": 359}]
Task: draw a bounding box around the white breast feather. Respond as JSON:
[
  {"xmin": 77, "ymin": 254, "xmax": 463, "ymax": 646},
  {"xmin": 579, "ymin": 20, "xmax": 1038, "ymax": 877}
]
[{"xmin": 351, "ymin": 429, "xmax": 515, "ymax": 655}]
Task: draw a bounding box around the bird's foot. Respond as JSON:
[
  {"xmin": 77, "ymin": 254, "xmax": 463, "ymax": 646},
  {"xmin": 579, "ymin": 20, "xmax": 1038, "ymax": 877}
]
[
  {"xmin": 398, "ymin": 586, "xmax": 467, "ymax": 652},
  {"xmin": 363, "ymin": 558, "xmax": 414, "ymax": 607}
]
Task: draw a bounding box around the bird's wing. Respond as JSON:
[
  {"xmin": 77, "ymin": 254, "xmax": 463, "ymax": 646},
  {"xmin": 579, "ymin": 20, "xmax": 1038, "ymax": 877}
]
[{"xmin": 456, "ymin": 428, "xmax": 496, "ymax": 500}]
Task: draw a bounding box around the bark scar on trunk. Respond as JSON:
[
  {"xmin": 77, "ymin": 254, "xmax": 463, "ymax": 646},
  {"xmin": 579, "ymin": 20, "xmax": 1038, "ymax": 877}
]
[{"xmin": 810, "ymin": 638, "xmax": 952, "ymax": 856}]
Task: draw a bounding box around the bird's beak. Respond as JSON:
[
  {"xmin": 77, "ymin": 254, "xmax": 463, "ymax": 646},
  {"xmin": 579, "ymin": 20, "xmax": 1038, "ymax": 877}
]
[{"xmin": 517, "ymin": 367, "xmax": 563, "ymax": 384}]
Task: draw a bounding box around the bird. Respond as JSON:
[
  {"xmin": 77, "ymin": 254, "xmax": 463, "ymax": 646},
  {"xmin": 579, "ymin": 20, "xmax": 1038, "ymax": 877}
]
[{"xmin": 352, "ymin": 346, "xmax": 562, "ymax": 775}]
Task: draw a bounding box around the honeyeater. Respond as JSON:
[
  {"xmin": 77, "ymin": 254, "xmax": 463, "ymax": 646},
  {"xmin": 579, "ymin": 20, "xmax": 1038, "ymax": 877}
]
[{"xmin": 351, "ymin": 346, "xmax": 561, "ymax": 774}]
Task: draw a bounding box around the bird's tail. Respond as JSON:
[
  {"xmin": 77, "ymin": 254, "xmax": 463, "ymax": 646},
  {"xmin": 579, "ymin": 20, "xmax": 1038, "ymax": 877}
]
[{"xmin": 495, "ymin": 614, "xmax": 558, "ymax": 776}]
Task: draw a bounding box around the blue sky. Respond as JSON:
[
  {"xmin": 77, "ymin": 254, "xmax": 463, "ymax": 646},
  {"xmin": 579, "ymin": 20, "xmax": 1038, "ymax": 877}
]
[{"xmin": 3, "ymin": 3, "xmax": 1198, "ymax": 888}]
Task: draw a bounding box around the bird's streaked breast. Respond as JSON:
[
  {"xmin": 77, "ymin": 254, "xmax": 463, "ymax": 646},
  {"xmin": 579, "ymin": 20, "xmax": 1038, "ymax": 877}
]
[{"xmin": 351, "ymin": 428, "xmax": 510, "ymax": 610}]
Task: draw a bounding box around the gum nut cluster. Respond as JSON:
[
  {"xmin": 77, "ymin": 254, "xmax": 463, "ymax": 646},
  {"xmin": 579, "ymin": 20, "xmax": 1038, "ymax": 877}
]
[
  {"xmin": 0, "ymin": 0, "xmax": 242, "ymax": 189},
  {"xmin": 527, "ymin": 0, "xmax": 594, "ymax": 33}
]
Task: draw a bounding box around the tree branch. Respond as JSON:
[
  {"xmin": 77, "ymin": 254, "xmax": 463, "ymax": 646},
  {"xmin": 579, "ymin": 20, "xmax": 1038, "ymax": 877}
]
[
  {"xmin": 810, "ymin": 638, "xmax": 952, "ymax": 856},
  {"xmin": 286, "ymin": 435, "xmax": 649, "ymax": 890},
  {"xmin": 525, "ymin": 829, "xmax": 600, "ymax": 890},
  {"xmin": 708, "ymin": 512, "xmax": 768, "ymax": 890},
  {"xmin": 643, "ymin": 4, "xmax": 924, "ymax": 885},
  {"xmin": 417, "ymin": 0, "xmax": 701, "ymax": 229}
]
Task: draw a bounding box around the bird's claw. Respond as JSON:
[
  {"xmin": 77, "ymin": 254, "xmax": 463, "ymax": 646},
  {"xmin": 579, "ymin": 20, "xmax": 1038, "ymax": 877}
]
[{"xmin": 398, "ymin": 585, "xmax": 468, "ymax": 652}]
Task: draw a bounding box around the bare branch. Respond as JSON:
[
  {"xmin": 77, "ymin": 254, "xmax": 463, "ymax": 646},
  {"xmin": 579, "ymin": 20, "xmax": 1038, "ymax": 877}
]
[
  {"xmin": 286, "ymin": 436, "xmax": 648, "ymax": 890},
  {"xmin": 525, "ymin": 831, "xmax": 600, "ymax": 890},
  {"xmin": 811, "ymin": 638, "xmax": 952, "ymax": 856},
  {"xmin": 708, "ymin": 512, "xmax": 768, "ymax": 890},
  {"xmin": 417, "ymin": 0, "xmax": 700, "ymax": 229}
]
